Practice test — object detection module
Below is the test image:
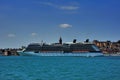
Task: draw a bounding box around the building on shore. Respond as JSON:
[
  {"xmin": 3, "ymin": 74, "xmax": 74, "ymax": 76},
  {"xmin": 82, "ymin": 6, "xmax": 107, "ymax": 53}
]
[
  {"xmin": 0, "ymin": 48, "xmax": 21, "ymax": 56},
  {"xmin": 93, "ymin": 40, "xmax": 120, "ymax": 54}
]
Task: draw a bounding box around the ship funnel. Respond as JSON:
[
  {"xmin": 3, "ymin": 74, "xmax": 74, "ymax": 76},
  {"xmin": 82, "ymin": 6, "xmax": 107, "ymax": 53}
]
[
  {"xmin": 73, "ymin": 39, "xmax": 77, "ymax": 43},
  {"xmin": 85, "ymin": 39, "xmax": 89, "ymax": 43}
]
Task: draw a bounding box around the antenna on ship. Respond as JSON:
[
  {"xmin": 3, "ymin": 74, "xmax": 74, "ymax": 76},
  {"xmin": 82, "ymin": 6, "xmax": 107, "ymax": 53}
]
[{"xmin": 41, "ymin": 40, "xmax": 44, "ymax": 46}]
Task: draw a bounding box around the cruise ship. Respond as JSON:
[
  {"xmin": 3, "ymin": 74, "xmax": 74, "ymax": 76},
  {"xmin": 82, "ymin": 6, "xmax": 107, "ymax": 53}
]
[{"xmin": 18, "ymin": 38, "xmax": 103, "ymax": 57}]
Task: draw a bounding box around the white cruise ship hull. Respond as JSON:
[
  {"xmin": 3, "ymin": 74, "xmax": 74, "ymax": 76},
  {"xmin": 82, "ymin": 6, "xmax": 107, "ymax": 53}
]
[{"xmin": 18, "ymin": 51, "xmax": 103, "ymax": 57}]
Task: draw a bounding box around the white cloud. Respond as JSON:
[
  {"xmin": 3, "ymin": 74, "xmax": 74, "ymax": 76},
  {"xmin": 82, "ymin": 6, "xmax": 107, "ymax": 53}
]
[
  {"xmin": 38, "ymin": 2, "xmax": 57, "ymax": 7},
  {"xmin": 37, "ymin": 2, "xmax": 79, "ymax": 11},
  {"xmin": 40, "ymin": 2, "xmax": 53, "ymax": 6},
  {"xmin": 31, "ymin": 33, "xmax": 37, "ymax": 36},
  {"xmin": 59, "ymin": 24, "xmax": 72, "ymax": 28},
  {"xmin": 8, "ymin": 34, "xmax": 16, "ymax": 38},
  {"xmin": 60, "ymin": 6, "xmax": 79, "ymax": 10}
]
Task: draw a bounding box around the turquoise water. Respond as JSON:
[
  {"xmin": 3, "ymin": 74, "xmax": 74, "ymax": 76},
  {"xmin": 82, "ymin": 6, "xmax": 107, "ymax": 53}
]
[{"xmin": 0, "ymin": 56, "xmax": 120, "ymax": 80}]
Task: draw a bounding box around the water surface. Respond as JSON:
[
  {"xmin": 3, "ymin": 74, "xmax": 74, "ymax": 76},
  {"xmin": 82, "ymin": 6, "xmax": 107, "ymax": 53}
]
[{"xmin": 0, "ymin": 56, "xmax": 120, "ymax": 80}]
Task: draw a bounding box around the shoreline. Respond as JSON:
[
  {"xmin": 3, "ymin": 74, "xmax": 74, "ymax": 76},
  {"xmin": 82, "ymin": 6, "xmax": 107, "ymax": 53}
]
[{"xmin": 103, "ymin": 53, "xmax": 120, "ymax": 56}]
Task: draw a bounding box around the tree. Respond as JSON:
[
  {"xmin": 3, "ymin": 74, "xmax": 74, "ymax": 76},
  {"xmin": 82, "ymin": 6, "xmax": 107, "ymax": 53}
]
[{"xmin": 106, "ymin": 40, "xmax": 111, "ymax": 46}]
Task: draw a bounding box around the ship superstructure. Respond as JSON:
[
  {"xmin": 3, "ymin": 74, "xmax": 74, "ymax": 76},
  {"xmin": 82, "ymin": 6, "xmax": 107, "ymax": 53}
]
[{"xmin": 18, "ymin": 38, "xmax": 103, "ymax": 57}]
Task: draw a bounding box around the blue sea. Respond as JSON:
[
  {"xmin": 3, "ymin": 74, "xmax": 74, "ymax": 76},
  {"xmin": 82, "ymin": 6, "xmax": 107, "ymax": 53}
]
[{"xmin": 0, "ymin": 56, "xmax": 120, "ymax": 80}]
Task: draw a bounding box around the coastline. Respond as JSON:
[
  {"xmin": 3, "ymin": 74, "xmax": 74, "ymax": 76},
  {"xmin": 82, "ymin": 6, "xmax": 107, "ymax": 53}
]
[
  {"xmin": 103, "ymin": 53, "xmax": 120, "ymax": 56},
  {"xmin": 0, "ymin": 49, "xmax": 120, "ymax": 57}
]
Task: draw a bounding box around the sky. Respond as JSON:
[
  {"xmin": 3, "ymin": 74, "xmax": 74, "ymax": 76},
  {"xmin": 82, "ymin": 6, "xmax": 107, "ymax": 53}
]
[{"xmin": 0, "ymin": 0, "xmax": 120, "ymax": 48}]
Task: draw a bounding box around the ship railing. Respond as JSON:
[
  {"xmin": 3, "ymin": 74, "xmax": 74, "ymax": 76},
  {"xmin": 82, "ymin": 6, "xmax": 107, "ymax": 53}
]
[
  {"xmin": 72, "ymin": 50, "xmax": 89, "ymax": 53},
  {"xmin": 40, "ymin": 51, "xmax": 63, "ymax": 53}
]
